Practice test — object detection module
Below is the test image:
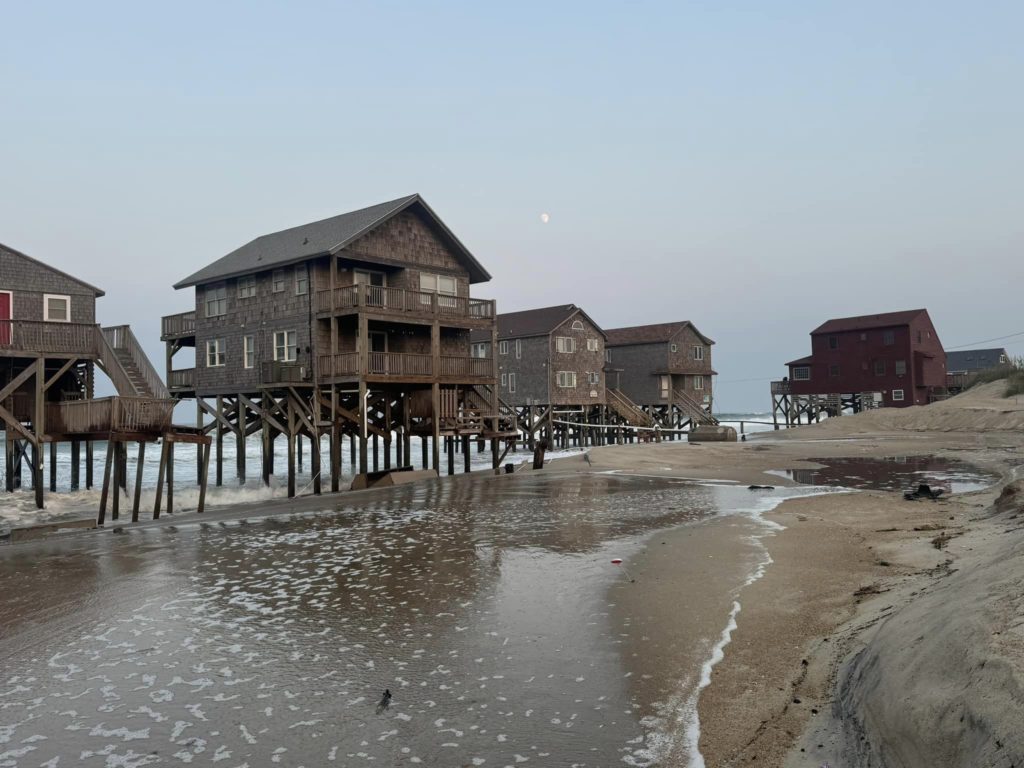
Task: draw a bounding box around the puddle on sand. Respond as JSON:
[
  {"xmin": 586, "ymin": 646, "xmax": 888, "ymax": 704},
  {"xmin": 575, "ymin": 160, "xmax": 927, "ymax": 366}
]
[{"xmin": 769, "ymin": 456, "xmax": 996, "ymax": 494}]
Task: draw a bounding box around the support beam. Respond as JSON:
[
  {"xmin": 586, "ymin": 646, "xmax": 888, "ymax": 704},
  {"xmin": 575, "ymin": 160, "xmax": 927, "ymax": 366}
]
[{"xmin": 131, "ymin": 442, "xmax": 145, "ymax": 522}]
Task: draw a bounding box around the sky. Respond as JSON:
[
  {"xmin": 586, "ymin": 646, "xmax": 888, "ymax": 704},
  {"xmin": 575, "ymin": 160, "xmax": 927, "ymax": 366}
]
[{"xmin": 2, "ymin": 0, "xmax": 1022, "ymax": 412}]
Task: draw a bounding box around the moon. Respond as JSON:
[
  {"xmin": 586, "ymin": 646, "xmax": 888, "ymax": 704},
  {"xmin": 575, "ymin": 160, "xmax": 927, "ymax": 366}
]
[{"xmin": 540, "ymin": 212, "xmax": 550, "ymax": 224}]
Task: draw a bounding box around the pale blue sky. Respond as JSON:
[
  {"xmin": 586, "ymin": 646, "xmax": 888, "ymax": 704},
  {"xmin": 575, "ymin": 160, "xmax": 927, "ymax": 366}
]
[{"xmin": 2, "ymin": 1, "xmax": 1021, "ymax": 410}]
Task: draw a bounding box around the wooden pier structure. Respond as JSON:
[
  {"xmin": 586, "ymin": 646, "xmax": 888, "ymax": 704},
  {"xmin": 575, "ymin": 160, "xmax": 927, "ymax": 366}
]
[{"xmin": 163, "ymin": 194, "xmax": 517, "ymax": 496}]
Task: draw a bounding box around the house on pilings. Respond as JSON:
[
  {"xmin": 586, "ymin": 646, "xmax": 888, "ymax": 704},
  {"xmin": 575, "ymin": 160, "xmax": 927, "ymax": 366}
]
[
  {"xmin": 603, "ymin": 321, "xmax": 719, "ymax": 431},
  {"xmin": 162, "ymin": 194, "xmax": 516, "ymax": 494},
  {"xmin": 0, "ymin": 242, "xmax": 185, "ymax": 516}
]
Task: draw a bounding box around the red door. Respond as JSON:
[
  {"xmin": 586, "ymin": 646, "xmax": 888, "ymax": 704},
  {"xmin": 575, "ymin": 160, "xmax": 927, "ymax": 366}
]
[{"xmin": 0, "ymin": 292, "xmax": 10, "ymax": 346}]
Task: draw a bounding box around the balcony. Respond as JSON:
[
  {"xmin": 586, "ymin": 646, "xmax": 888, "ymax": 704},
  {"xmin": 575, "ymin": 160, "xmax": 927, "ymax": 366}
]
[
  {"xmin": 167, "ymin": 367, "xmax": 196, "ymax": 393},
  {"xmin": 46, "ymin": 397, "xmax": 175, "ymax": 437},
  {"xmin": 0, "ymin": 320, "xmax": 100, "ymax": 356},
  {"xmin": 317, "ymin": 352, "xmax": 494, "ymax": 383},
  {"xmin": 314, "ymin": 285, "xmax": 495, "ymax": 326},
  {"xmin": 161, "ymin": 310, "xmax": 197, "ymax": 341},
  {"xmin": 771, "ymin": 380, "xmax": 792, "ymax": 395}
]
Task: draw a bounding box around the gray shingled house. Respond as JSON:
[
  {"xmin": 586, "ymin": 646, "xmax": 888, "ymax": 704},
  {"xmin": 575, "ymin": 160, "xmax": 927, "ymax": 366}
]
[
  {"xmin": 162, "ymin": 194, "xmax": 509, "ymax": 492},
  {"xmin": 603, "ymin": 321, "xmax": 718, "ymax": 428},
  {"xmin": 946, "ymin": 347, "xmax": 1011, "ymax": 392}
]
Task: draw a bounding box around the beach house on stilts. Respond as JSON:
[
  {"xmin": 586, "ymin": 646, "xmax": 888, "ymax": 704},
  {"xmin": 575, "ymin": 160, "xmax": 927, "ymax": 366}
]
[
  {"xmin": 162, "ymin": 194, "xmax": 515, "ymax": 494},
  {"xmin": 0, "ymin": 242, "xmax": 194, "ymax": 520}
]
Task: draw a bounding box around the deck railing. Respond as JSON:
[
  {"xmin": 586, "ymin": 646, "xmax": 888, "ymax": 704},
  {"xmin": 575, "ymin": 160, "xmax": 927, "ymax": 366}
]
[
  {"xmin": 771, "ymin": 380, "xmax": 792, "ymax": 395},
  {"xmin": 0, "ymin": 320, "xmax": 99, "ymax": 355},
  {"xmin": 161, "ymin": 310, "xmax": 196, "ymax": 339},
  {"xmin": 46, "ymin": 397, "xmax": 174, "ymax": 436},
  {"xmin": 314, "ymin": 285, "xmax": 495, "ymax": 322},
  {"xmin": 261, "ymin": 360, "xmax": 310, "ymax": 385},
  {"xmin": 168, "ymin": 368, "xmax": 196, "ymax": 390},
  {"xmin": 316, "ymin": 353, "xmax": 494, "ymax": 381},
  {"xmin": 102, "ymin": 325, "xmax": 170, "ymax": 398}
]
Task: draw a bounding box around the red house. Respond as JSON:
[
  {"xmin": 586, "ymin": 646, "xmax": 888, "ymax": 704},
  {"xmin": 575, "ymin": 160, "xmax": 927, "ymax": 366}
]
[{"xmin": 784, "ymin": 309, "xmax": 946, "ymax": 408}]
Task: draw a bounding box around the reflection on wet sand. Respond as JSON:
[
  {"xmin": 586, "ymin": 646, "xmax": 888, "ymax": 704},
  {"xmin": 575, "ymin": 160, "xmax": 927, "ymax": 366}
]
[
  {"xmin": 773, "ymin": 455, "xmax": 995, "ymax": 494},
  {"xmin": 0, "ymin": 472, "xmax": 807, "ymax": 767}
]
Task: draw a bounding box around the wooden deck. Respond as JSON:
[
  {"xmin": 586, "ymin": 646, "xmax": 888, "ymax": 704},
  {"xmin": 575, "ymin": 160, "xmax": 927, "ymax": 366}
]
[
  {"xmin": 160, "ymin": 310, "xmax": 196, "ymax": 341},
  {"xmin": 317, "ymin": 352, "xmax": 494, "ymax": 384},
  {"xmin": 45, "ymin": 396, "xmax": 175, "ymax": 438},
  {"xmin": 315, "ymin": 285, "xmax": 495, "ymax": 326},
  {"xmin": 0, "ymin": 320, "xmax": 100, "ymax": 357}
]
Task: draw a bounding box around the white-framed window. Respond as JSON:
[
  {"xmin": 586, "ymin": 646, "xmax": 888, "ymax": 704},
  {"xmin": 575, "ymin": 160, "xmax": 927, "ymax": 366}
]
[
  {"xmin": 501, "ymin": 373, "xmax": 507, "ymax": 387},
  {"xmin": 295, "ymin": 264, "xmax": 309, "ymax": 295},
  {"xmin": 660, "ymin": 375, "xmax": 670, "ymax": 398},
  {"xmin": 272, "ymin": 269, "xmax": 286, "ymax": 293},
  {"xmin": 571, "ymin": 320, "xmax": 585, "ymax": 330},
  {"xmin": 693, "ymin": 345, "xmax": 704, "ymax": 361},
  {"xmin": 892, "ymin": 389, "xmax": 905, "ymax": 402},
  {"xmin": 471, "ymin": 342, "xmax": 489, "ymax": 359},
  {"xmin": 605, "ymin": 349, "xmax": 612, "ymax": 363},
  {"xmin": 587, "ymin": 338, "xmax": 599, "ymax": 352},
  {"xmin": 793, "ymin": 366, "xmax": 810, "ymax": 381},
  {"xmin": 588, "ymin": 372, "xmax": 600, "ymax": 385},
  {"xmin": 670, "ymin": 343, "xmax": 678, "ymax": 352},
  {"xmin": 515, "ymin": 339, "xmax": 522, "ymax": 359},
  {"xmin": 556, "ymin": 371, "xmax": 576, "ymax": 388},
  {"xmin": 204, "ymin": 285, "xmax": 227, "ymax": 318},
  {"xmin": 43, "ymin": 294, "xmax": 70, "ymax": 322},
  {"xmin": 555, "ymin": 336, "xmax": 576, "ymax": 353},
  {"xmin": 243, "ymin": 335, "xmax": 255, "ymax": 369},
  {"xmin": 499, "ymin": 340, "xmax": 509, "ymax": 355},
  {"xmin": 895, "ymin": 359, "xmax": 907, "ymax": 375},
  {"xmin": 508, "ymin": 373, "xmax": 516, "ymax": 393},
  {"xmin": 999, "ymin": 354, "xmax": 1007, "ymax": 364},
  {"xmin": 206, "ymin": 338, "xmax": 225, "ymax": 367},
  {"xmin": 237, "ymin": 275, "xmax": 256, "ymax": 299},
  {"xmin": 693, "ymin": 375, "xmax": 704, "ymax": 390},
  {"xmin": 273, "ymin": 330, "xmax": 297, "ymax": 362},
  {"xmin": 419, "ymin": 272, "xmax": 457, "ymax": 307}
]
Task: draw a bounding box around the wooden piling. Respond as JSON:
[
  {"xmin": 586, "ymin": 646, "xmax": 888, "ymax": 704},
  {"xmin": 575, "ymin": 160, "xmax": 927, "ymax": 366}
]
[{"xmin": 131, "ymin": 442, "xmax": 145, "ymax": 522}]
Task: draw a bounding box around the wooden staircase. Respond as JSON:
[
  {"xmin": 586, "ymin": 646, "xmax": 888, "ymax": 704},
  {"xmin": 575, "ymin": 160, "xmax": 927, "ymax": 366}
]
[
  {"xmin": 465, "ymin": 385, "xmax": 520, "ymax": 434},
  {"xmin": 672, "ymin": 389, "xmax": 719, "ymax": 425},
  {"xmin": 607, "ymin": 388, "xmax": 655, "ymax": 428},
  {"xmin": 96, "ymin": 325, "xmax": 171, "ymax": 399}
]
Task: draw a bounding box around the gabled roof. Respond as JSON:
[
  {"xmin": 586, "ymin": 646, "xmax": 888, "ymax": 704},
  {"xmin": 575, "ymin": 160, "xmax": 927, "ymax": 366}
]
[
  {"xmin": 946, "ymin": 348, "xmax": 1009, "ymax": 373},
  {"xmin": 786, "ymin": 355, "xmax": 813, "ymax": 367},
  {"xmin": 811, "ymin": 309, "xmax": 927, "ymax": 335},
  {"xmin": 174, "ymin": 194, "xmax": 490, "ymax": 289},
  {"xmin": 604, "ymin": 321, "xmax": 714, "ymax": 347},
  {"xmin": 0, "ymin": 242, "xmax": 105, "ymax": 296},
  {"xmin": 481, "ymin": 304, "xmax": 606, "ymax": 341}
]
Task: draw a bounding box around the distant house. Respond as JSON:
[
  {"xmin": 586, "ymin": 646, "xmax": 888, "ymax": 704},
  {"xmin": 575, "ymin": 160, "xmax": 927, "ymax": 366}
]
[
  {"xmin": 603, "ymin": 321, "xmax": 717, "ymax": 427},
  {"xmin": 946, "ymin": 347, "xmax": 1011, "ymax": 392},
  {"xmin": 471, "ymin": 304, "xmax": 606, "ymax": 407},
  {"xmin": 781, "ymin": 308, "xmax": 946, "ymax": 409}
]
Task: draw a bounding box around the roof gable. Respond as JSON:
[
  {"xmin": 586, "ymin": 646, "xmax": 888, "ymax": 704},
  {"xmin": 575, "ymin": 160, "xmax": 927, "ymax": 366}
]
[
  {"xmin": 493, "ymin": 304, "xmax": 601, "ymax": 340},
  {"xmin": 811, "ymin": 309, "xmax": 928, "ymax": 335},
  {"xmin": 0, "ymin": 242, "xmax": 105, "ymax": 296},
  {"xmin": 174, "ymin": 194, "xmax": 490, "ymax": 289},
  {"xmin": 605, "ymin": 321, "xmax": 714, "ymax": 347}
]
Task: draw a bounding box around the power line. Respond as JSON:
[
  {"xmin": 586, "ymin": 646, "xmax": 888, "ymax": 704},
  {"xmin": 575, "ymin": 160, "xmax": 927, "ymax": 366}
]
[{"xmin": 945, "ymin": 330, "xmax": 1024, "ymax": 350}]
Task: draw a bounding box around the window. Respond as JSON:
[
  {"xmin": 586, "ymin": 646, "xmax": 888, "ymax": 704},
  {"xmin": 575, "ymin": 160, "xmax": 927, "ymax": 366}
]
[
  {"xmin": 874, "ymin": 360, "xmax": 886, "ymax": 376},
  {"xmin": 204, "ymin": 285, "xmax": 227, "ymax": 318},
  {"xmin": 206, "ymin": 339, "xmax": 225, "ymax": 367},
  {"xmin": 587, "ymin": 338, "xmax": 599, "ymax": 352},
  {"xmin": 499, "ymin": 340, "xmax": 509, "ymax": 355},
  {"xmin": 605, "ymin": 349, "xmax": 612, "ymax": 363},
  {"xmin": 793, "ymin": 366, "xmax": 810, "ymax": 381},
  {"xmin": 515, "ymin": 339, "xmax": 522, "ymax": 359},
  {"xmin": 471, "ymin": 342, "xmax": 489, "ymax": 359},
  {"xmin": 295, "ymin": 264, "xmax": 309, "ymax": 295},
  {"xmin": 43, "ymin": 294, "xmax": 70, "ymax": 322},
  {"xmin": 892, "ymin": 389, "xmax": 905, "ymax": 402},
  {"xmin": 671, "ymin": 343, "xmax": 678, "ymax": 352},
  {"xmin": 556, "ymin": 371, "xmax": 577, "ymax": 388},
  {"xmin": 829, "ymin": 364, "xmax": 840, "ymax": 377},
  {"xmin": 571, "ymin": 320, "xmax": 585, "ymax": 330},
  {"xmin": 588, "ymin": 372, "xmax": 600, "ymax": 385},
  {"xmin": 508, "ymin": 373, "xmax": 516, "ymax": 393},
  {"xmin": 860, "ymin": 333, "xmax": 867, "ymax": 341},
  {"xmin": 895, "ymin": 359, "xmax": 906, "ymax": 375},
  {"xmin": 828, "ymin": 335, "xmax": 839, "ymax": 350},
  {"xmin": 916, "ymin": 331, "xmax": 922, "ymax": 343},
  {"xmin": 693, "ymin": 375, "xmax": 704, "ymax": 390},
  {"xmin": 883, "ymin": 330, "xmax": 895, "ymax": 346},
  {"xmin": 272, "ymin": 269, "xmax": 286, "ymax": 293},
  {"xmin": 501, "ymin": 373, "xmax": 507, "ymax": 387},
  {"xmin": 273, "ymin": 330, "xmax": 297, "ymax": 362},
  {"xmin": 419, "ymin": 272, "xmax": 457, "ymax": 307},
  {"xmin": 243, "ymin": 335, "xmax": 255, "ymax": 369},
  {"xmin": 238, "ymin": 275, "xmax": 256, "ymax": 299},
  {"xmin": 999, "ymin": 354, "xmax": 1007, "ymax": 364},
  {"xmin": 693, "ymin": 345, "xmax": 704, "ymax": 361},
  {"xmin": 555, "ymin": 336, "xmax": 576, "ymax": 353},
  {"xmin": 660, "ymin": 375, "xmax": 670, "ymax": 398}
]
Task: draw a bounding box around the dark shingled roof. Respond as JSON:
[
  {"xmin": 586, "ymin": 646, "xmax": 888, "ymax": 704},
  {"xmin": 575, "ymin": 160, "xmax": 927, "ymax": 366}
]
[
  {"xmin": 0, "ymin": 242, "xmax": 105, "ymax": 296},
  {"xmin": 470, "ymin": 304, "xmax": 605, "ymax": 342},
  {"xmin": 811, "ymin": 309, "xmax": 927, "ymax": 335},
  {"xmin": 786, "ymin": 355, "xmax": 814, "ymax": 367},
  {"xmin": 604, "ymin": 321, "xmax": 714, "ymax": 347},
  {"xmin": 174, "ymin": 194, "xmax": 490, "ymax": 289},
  {"xmin": 947, "ymin": 348, "xmax": 1009, "ymax": 374}
]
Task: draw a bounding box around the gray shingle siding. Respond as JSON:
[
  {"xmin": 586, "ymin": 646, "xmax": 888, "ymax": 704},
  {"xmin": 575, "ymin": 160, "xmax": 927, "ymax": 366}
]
[
  {"xmin": 606, "ymin": 342, "xmax": 664, "ymax": 403},
  {"xmin": 0, "ymin": 245, "xmax": 98, "ymax": 324}
]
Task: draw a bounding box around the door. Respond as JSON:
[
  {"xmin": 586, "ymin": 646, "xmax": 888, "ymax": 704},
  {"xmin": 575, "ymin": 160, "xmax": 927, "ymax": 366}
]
[
  {"xmin": 368, "ymin": 331, "xmax": 388, "ymax": 374},
  {"xmin": 0, "ymin": 292, "xmax": 10, "ymax": 346},
  {"xmin": 355, "ymin": 270, "xmax": 386, "ymax": 307}
]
